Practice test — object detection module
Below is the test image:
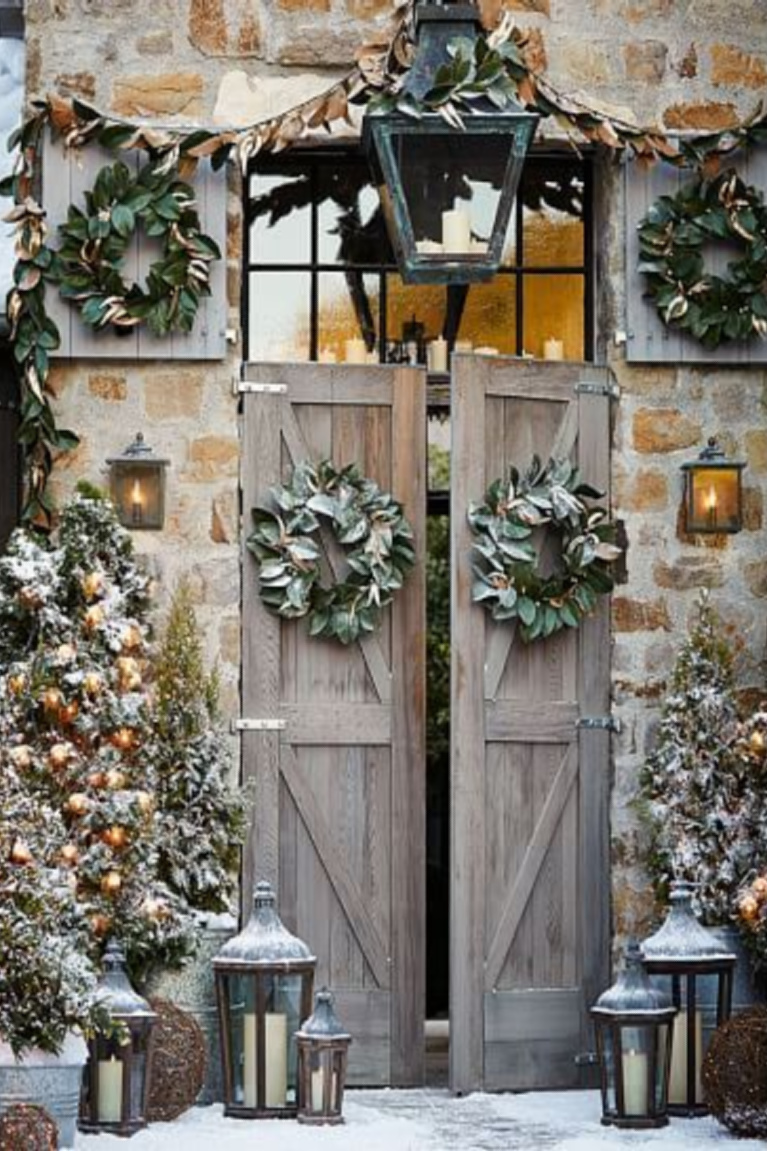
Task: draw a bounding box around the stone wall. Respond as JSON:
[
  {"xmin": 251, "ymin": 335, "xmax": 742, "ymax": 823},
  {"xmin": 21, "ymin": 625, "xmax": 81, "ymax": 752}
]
[{"xmin": 26, "ymin": 0, "xmax": 767, "ymax": 937}]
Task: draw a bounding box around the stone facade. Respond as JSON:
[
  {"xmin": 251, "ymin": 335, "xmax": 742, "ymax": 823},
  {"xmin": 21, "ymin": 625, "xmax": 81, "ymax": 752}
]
[{"xmin": 23, "ymin": 0, "xmax": 767, "ymax": 946}]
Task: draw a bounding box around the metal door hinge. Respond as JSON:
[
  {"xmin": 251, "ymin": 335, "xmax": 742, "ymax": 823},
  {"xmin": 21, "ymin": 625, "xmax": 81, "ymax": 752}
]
[
  {"xmin": 577, "ymin": 715, "xmax": 621, "ymax": 734},
  {"xmin": 574, "ymin": 1051, "xmax": 599, "ymax": 1067},
  {"xmin": 236, "ymin": 380, "xmax": 288, "ymax": 396},
  {"xmin": 231, "ymin": 718, "xmax": 286, "ymax": 733},
  {"xmin": 575, "ymin": 379, "xmax": 620, "ymax": 400}
]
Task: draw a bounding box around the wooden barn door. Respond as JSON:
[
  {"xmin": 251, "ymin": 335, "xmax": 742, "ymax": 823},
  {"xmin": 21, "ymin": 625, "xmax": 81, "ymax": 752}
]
[
  {"xmin": 241, "ymin": 361, "xmax": 426, "ymax": 1087},
  {"xmin": 450, "ymin": 355, "xmax": 613, "ymax": 1094}
]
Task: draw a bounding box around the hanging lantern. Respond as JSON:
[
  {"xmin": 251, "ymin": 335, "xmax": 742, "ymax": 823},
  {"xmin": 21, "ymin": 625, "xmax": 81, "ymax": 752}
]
[
  {"xmin": 681, "ymin": 438, "xmax": 745, "ymax": 534},
  {"xmin": 106, "ymin": 432, "xmax": 169, "ymax": 531},
  {"xmin": 363, "ymin": 2, "xmax": 538, "ymax": 285},
  {"xmin": 212, "ymin": 881, "xmax": 316, "ymax": 1119},
  {"xmin": 79, "ymin": 941, "xmax": 157, "ymax": 1137},
  {"xmin": 296, "ymin": 990, "xmax": 352, "ymax": 1126},
  {"xmin": 591, "ymin": 940, "xmax": 676, "ymax": 1129},
  {"xmin": 641, "ymin": 880, "xmax": 736, "ymax": 1117}
]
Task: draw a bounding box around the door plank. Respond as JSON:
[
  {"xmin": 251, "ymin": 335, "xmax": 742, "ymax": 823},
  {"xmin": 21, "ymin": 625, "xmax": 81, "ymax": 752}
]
[
  {"xmin": 485, "ymin": 742, "xmax": 578, "ymax": 990},
  {"xmin": 279, "ymin": 704, "xmax": 391, "ymax": 744},
  {"xmin": 486, "ymin": 700, "xmax": 579, "ymax": 742}
]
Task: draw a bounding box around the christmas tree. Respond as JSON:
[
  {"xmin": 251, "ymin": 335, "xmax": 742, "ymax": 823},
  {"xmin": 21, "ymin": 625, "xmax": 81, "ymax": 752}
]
[
  {"xmin": 149, "ymin": 580, "xmax": 245, "ymax": 915},
  {"xmin": 0, "ymin": 490, "xmax": 194, "ymax": 983},
  {"xmin": 638, "ymin": 592, "xmax": 758, "ymax": 923}
]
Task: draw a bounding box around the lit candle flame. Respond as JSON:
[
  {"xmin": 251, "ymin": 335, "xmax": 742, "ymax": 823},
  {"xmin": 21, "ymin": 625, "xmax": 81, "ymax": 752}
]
[
  {"xmin": 131, "ymin": 480, "xmax": 143, "ymax": 507},
  {"xmin": 704, "ymin": 485, "xmax": 717, "ymax": 512},
  {"xmin": 131, "ymin": 479, "xmax": 143, "ymax": 526}
]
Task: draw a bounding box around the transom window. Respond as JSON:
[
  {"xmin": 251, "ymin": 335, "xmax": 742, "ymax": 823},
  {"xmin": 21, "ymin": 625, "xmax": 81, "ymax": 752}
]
[{"xmin": 245, "ymin": 148, "xmax": 593, "ymax": 366}]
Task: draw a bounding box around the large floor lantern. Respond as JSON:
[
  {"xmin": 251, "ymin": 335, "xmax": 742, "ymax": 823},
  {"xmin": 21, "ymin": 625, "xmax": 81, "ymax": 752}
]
[
  {"xmin": 79, "ymin": 941, "xmax": 157, "ymax": 1137},
  {"xmin": 591, "ymin": 940, "xmax": 677, "ymax": 1129},
  {"xmin": 642, "ymin": 880, "xmax": 736, "ymax": 1117},
  {"xmin": 363, "ymin": 2, "xmax": 538, "ymax": 284},
  {"xmin": 213, "ymin": 881, "xmax": 316, "ymax": 1118}
]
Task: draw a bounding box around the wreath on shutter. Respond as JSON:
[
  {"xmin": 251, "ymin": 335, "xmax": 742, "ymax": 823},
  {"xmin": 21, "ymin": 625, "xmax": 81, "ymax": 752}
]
[
  {"xmin": 469, "ymin": 456, "xmax": 621, "ymax": 642},
  {"xmin": 247, "ymin": 460, "xmax": 416, "ymax": 645},
  {"xmin": 637, "ymin": 169, "xmax": 767, "ymax": 350},
  {"xmin": 53, "ymin": 158, "xmax": 221, "ymax": 337}
]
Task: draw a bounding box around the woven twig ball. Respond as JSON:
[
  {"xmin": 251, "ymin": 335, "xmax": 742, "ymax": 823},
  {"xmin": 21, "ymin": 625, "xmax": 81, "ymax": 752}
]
[
  {"xmin": 702, "ymin": 1005, "xmax": 767, "ymax": 1138},
  {"xmin": 0, "ymin": 1103, "xmax": 58, "ymax": 1150},
  {"xmin": 146, "ymin": 997, "xmax": 207, "ymax": 1122}
]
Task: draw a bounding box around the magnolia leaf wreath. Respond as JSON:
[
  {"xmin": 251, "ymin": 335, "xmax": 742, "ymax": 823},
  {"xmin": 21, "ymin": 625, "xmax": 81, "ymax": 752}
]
[
  {"xmin": 247, "ymin": 460, "xmax": 416, "ymax": 645},
  {"xmin": 469, "ymin": 456, "xmax": 621, "ymax": 642},
  {"xmin": 52, "ymin": 158, "xmax": 221, "ymax": 337},
  {"xmin": 637, "ymin": 168, "xmax": 767, "ymax": 350}
]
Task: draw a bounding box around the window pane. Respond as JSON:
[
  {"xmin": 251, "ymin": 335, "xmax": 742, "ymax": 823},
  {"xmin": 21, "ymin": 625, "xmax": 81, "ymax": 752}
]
[
  {"xmin": 386, "ymin": 276, "xmax": 446, "ymax": 362},
  {"xmin": 317, "ymin": 271, "xmax": 380, "ymax": 362},
  {"xmin": 522, "ymin": 274, "xmax": 584, "ymax": 361},
  {"xmin": 0, "ymin": 37, "xmax": 24, "ymax": 304},
  {"xmin": 248, "ymin": 272, "xmax": 310, "ymax": 361},
  {"xmin": 317, "ymin": 164, "xmax": 391, "ymax": 265},
  {"xmin": 521, "ymin": 162, "xmax": 584, "ymax": 268},
  {"xmin": 458, "ymin": 279, "xmax": 517, "ymax": 356},
  {"xmin": 249, "ymin": 169, "xmax": 312, "ymax": 265}
]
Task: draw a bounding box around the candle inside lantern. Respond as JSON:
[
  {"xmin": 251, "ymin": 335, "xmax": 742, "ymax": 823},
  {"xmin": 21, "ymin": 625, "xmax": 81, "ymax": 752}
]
[
  {"xmin": 416, "ymin": 239, "xmax": 444, "ymax": 255},
  {"xmin": 704, "ymin": 485, "xmax": 718, "ymax": 529},
  {"xmin": 543, "ymin": 338, "xmax": 564, "ymax": 361},
  {"xmin": 97, "ymin": 1055, "xmax": 123, "ymax": 1123},
  {"xmin": 668, "ymin": 1010, "xmax": 702, "ymax": 1105},
  {"xmin": 131, "ymin": 479, "xmax": 143, "ymax": 526},
  {"xmin": 442, "ymin": 206, "xmax": 471, "ymax": 253},
  {"xmin": 243, "ymin": 1012, "xmax": 288, "ymax": 1109},
  {"xmin": 621, "ymin": 1048, "xmax": 648, "ymax": 1114},
  {"xmin": 344, "ymin": 338, "xmax": 367, "ymax": 364},
  {"xmin": 318, "ymin": 348, "xmax": 337, "ymax": 363},
  {"xmin": 427, "ymin": 337, "xmax": 448, "ymax": 373}
]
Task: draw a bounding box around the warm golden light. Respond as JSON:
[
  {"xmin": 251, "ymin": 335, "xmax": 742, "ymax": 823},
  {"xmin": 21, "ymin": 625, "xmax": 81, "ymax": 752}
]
[
  {"xmin": 704, "ymin": 485, "xmax": 718, "ymax": 528},
  {"xmin": 131, "ymin": 480, "xmax": 143, "ymax": 526}
]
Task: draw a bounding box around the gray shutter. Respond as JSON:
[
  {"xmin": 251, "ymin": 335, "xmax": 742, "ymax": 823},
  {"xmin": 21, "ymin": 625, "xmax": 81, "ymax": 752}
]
[
  {"xmin": 43, "ymin": 133, "xmax": 227, "ymax": 360},
  {"xmin": 625, "ymin": 150, "xmax": 767, "ymax": 364}
]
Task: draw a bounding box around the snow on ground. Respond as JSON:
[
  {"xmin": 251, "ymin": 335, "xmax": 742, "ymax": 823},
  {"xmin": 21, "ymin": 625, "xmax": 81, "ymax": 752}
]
[{"xmin": 75, "ymin": 1089, "xmax": 764, "ymax": 1150}]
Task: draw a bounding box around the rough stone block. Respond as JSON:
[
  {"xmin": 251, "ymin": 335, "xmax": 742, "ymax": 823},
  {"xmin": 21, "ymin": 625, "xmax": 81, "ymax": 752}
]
[
  {"xmin": 662, "ymin": 100, "xmax": 737, "ymax": 129},
  {"xmin": 633, "ymin": 408, "xmax": 701, "ymax": 453},
  {"xmin": 617, "ymin": 467, "xmax": 670, "ymax": 512},
  {"xmin": 613, "ymin": 596, "xmax": 671, "ymax": 632},
  {"xmin": 743, "ymin": 487, "xmax": 764, "ymax": 531},
  {"xmin": 55, "ymin": 71, "xmax": 96, "ymax": 98},
  {"xmin": 653, "ymin": 555, "xmax": 725, "ymax": 589},
  {"xmin": 211, "ymin": 489, "xmax": 237, "ymax": 543},
  {"xmin": 745, "ymin": 429, "xmax": 767, "ymax": 473},
  {"xmin": 111, "ymin": 72, "xmax": 204, "ymax": 117},
  {"xmin": 143, "ymin": 369, "xmax": 205, "ymax": 421},
  {"xmin": 185, "ymin": 436, "xmax": 240, "ymax": 482},
  {"xmin": 710, "ymin": 43, "xmax": 766, "ymax": 88},
  {"xmin": 623, "ymin": 40, "xmax": 667, "ymax": 83},
  {"xmin": 88, "ymin": 373, "xmax": 127, "ymax": 402},
  {"xmin": 136, "ymin": 30, "xmax": 174, "ymax": 55},
  {"xmin": 745, "ymin": 560, "xmax": 767, "ymax": 598}
]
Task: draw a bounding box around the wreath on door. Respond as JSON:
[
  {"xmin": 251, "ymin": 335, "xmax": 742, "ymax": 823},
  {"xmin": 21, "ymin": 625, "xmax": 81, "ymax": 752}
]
[
  {"xmin": 247, "ymin": 459, "xmax": 416, "ymax": 645},
  {"xmin": 469, "ymin": 456, "xmax": 621, "ymax": 642}
]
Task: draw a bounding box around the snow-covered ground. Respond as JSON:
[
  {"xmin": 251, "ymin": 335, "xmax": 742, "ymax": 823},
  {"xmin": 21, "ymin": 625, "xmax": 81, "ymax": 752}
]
[{"xmin": 75, "ymin": 1089, "xmax": 762, "ymax": 1150}]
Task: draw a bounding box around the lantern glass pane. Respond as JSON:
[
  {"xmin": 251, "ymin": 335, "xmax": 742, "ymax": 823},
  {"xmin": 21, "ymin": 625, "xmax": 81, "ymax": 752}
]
[
  {"xmin": 111, "ymin": 464, "xmax": 163, "ymax": 530},
  {"xmin": 689, "ymin": 466, "xmax": 740, "ymax": 531},
  {"xmin": 223, "ymin": 972, "xmax": 249, "ymax": 1106},
  {"xmin": 619, "ymin": 1025, "xmax": 652, "ymax": 1115},
  {"xmin": 601, "ymin": 1027, "xmax": 616, "ymax": 1113},
  {"xmin": 129, "ymin": 1033, "xmax": 146, "ymax": 1122},
  {"xmin": 522, "ymin": 274, "xmax": 584, "ymax": 361},
  {"xmin": 317, "ymin": 272, "xmax": 381, "ymax": 362},
  {"xmin": 271, "ymin": 973, "xmax": 304, "ymax": 1104},
  {"xmin": 655, "ymin": 1023, "xmax": 669, "ymax": 1109}
]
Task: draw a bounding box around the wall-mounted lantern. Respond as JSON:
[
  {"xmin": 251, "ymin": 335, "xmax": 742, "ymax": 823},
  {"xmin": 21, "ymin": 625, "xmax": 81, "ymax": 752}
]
[
  {"xmin": 363, "ymin": 2, "xmax": 538, "ymax": 285},
  {"xmin": 591, "ymin": 940, "xmax": 676, "ymax": 1130},
  {"xmin": 641, "ymin": 881, "xmax": 736, "ymax": 1117},
  {"xmin": 213, "ymin": 881, "xmax": 316, "ymax": 1119},
  {"xmin": 79, "ymin": 941, "xmax": 157, "ymax": 1137},
  {"xmin": 106, "ymin": 433, "xmax": 169, "ymax": 531},
  {"xmin": 296, "ymin": 990, "xmax": 352, "ymax": 1126},
  {"xmin": 681, "ymin": 438, "xmax": 745, "ymax": 534}
]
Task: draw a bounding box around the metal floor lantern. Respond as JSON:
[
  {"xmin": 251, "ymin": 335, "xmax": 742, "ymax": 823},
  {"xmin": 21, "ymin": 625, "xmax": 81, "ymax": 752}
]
[
  {"xmin": 296, "ymin": 990, "xmax": 352, "ymax": 1126},
  {"xmin": 79, "ymin": 941, "xmax": 157, "ymax": 1138},
  {"xmin": 213, "ymin": 881, "xmax": 316, "ymax": 1119},
  {"xmin": 642, "ymin": 880, "xmax": 736, "ymax": 1117},
  {"xmin": 363, "ymin": 2, "xmax": 538, "ymax": 284},
  {"xmin": 591, "ymin": 940, "xmax": 677, "ymax": 1129}
]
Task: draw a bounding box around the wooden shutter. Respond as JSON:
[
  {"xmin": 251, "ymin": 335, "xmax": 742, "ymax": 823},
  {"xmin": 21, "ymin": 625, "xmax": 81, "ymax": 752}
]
[
  {"xmin": 42, "ymin": 134, "xmax": 227, "ymax": 360},
  {"xmin": 625, "ymin": 150, "xmax": 767, "ymax": 364},
  {"xmin": 0, "ymin": 345, "xmax": 19, "ymax": 548},
  {"xmin": 241, "ymin": 361, "xmax": 426, "ymax": 1087},
  {"xmin": 450, "ymin": 355, "xmax": 612, "ymax": 1093}
]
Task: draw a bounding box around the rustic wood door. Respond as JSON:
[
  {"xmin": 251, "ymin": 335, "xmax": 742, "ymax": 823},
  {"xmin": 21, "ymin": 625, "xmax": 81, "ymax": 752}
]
[
  {"xmin": 241, "ymin": 361, "xmax": 426, "ymax": 1087},
  {"xmin": 450, "ymin": 355, "xmax": 613, "ymax": 1094}
]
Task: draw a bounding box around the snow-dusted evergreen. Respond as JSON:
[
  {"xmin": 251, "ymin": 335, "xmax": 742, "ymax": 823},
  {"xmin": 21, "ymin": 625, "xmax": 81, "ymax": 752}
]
[
  {"xmin": 637, "ymin": 592, "xmax": 758, "ymax": 924},
  {"xmin": 0, "ymin": 491, "xmax": 195, "ymax": 991},
  {"xmin": 150, "ymin": 580, "xmax": 245, "ymax": 915}
]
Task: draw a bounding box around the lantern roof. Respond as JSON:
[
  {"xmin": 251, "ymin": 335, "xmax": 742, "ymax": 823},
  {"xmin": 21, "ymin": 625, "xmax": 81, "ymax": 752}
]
[
  {"xmin": 592, "ymin": 941, "xmax": 675, "ymax": 1018},
  {"xmin": 296, "ymin": 990, "xmax": 351, "ymax": 1042},
  {"xmin": 213, "ymin": 880, "xmax": 317, "ymax": 969},
  {"xmin": 105, "ymin": 432, "xmax": 170, "ymax": 468},
  {"xmin": 97, "ymin": 941, "xmax": 156, "ymax": 1020},
  {"xmin": 642, "ymin": 881, "xmax": 737, "ymax": 963},
  {"xmin": 680, "ymin": 437, "xmax": 745, "ymax": 472}
]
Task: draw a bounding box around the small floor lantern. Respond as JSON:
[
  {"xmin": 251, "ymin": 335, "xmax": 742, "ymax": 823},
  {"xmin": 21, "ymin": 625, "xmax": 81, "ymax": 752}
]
[
  {"xmin": 681, "ymin": 438, "xmax": 745, "ymax": 534},
  {"xmin": 591, "ymin": 940, "xmax": 676, "ymax": 1129},
  {"xmin": 363, "ymin": 2, "xmax": 538, "ymax": 284},
  {"xmin": 213, "ymin": 880, "xmax": 316, "ymax": 1118},
  {"xmin": 642, "ymin": 880, "xmax": 736, "ymax": 1117},
  {"xmin": 79, "ymin": 941, "xmax": 157, "ymax": 1137},
  {"xmin": 296, "ymin": 990, "xmax": 352, "ymax": 1126},
  {"xmin": 106, "ymin": 432, "xmax": 169, "ymax": 530}
]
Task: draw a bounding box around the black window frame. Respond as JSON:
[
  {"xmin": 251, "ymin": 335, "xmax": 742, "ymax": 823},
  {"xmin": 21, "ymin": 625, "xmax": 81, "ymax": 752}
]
[{"xmin": 244, "ymin": 143, "xmax": 595, "ymax": 365}]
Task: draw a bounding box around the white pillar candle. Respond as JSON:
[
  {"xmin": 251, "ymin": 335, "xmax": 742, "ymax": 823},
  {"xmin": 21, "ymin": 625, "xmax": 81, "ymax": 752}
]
[
  {"xmin": 470, "ymin": 237, "xmax": 488, "ymax": 254},
  {"xmin": 668, "ymin": 1010, "xmax": 703, "ymax": 1105},
  {"xmin": 318, "ymin": 348, "xmax": 337, "ymax": 363},
  {"xmin": 416, "ymin": 239, "xmax": 444, "ymax": 255},
  {"xmin": 243, "ymin": 1012, "xmax": 288, "ymax": 1108},
  {"xmin": 97, "ymin": 1056, "xmax": 123, "ymax": 1123},
  {"xmin": 621, "ymin": 1049, "xmax": 648, "ymax": 1114},
  {"xmin": 453, "ymin": 339, "xmax": 473, "ymax": 354},
  {"xmin": 543, "ymin": 338, "xmax": 564, "ymax": 361},
  {"xmin": 427, "ymin": 337, "xmax": 448, "ymax": 373},
  {"xmin": 442, "ymin": 207, "xmax": 471, "ymax": 254},
  {"xmin": 311, "ymin": 1067, "xmax": 324, "ymax": 1111},
  {"xmin": 344, "ymin": 338, "xmax": 367, "ymax": 364}
]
